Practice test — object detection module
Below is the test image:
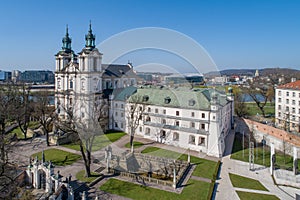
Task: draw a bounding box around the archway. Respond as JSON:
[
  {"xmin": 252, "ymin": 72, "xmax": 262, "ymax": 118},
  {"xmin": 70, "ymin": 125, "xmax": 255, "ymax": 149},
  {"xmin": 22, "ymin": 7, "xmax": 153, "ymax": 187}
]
[{"xmin": 38, "ymin": 169, "xmax": 46, "ymax": 190}]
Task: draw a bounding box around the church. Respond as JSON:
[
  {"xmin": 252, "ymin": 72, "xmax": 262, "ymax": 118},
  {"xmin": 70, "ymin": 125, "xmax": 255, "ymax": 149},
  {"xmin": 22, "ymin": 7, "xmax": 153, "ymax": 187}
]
[{"xmin": 54, "ymin": 23, "xmax": 137, "ymax": 129}]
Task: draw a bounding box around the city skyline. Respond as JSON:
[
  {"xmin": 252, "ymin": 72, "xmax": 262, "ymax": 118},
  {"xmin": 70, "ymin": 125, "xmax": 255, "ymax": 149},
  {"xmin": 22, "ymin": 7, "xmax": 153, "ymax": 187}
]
[{"xmin": 1, "ymin": 0, "xmax": 300, "ymax": 72}]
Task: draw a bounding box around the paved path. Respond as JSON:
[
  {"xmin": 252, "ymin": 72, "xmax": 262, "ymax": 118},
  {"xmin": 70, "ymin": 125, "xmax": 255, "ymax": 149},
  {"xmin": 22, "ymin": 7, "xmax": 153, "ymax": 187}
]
[{"xmin": 214, "ymin": 129, "xmax": 300, "ymax": 200}]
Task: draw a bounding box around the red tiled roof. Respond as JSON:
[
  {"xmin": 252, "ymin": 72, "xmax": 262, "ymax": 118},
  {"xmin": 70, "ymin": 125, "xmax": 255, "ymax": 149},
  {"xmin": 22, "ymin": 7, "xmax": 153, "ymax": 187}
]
[{"xmin": 277, "ymin": 80, "xmax": 300, "ymax": 90}]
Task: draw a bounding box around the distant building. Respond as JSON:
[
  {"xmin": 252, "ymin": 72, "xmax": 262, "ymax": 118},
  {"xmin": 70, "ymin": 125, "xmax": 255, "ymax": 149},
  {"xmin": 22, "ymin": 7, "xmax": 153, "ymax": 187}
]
[
  {"xmin": 0, "ymin": 70, "xmax": 12, "ymax": 82},
  {"xmin": 165, "ymin": 73, "xmax": 204, "ymax": 86},
  {"xmin": 19, "ymin": 70, "xmax": 54, "ymax": 84},
  {"xmin": 275, "ymin": 79, "xmax": 300, "ymax": 132},
  {"xmin": 254, "ymin": 69, "xmax": 259, "ymax": 77}
]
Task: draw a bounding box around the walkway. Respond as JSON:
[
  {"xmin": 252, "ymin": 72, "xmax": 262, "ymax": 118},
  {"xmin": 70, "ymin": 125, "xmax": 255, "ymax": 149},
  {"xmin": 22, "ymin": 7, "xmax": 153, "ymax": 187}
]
[{"xmin": 214, "ymin": 129, "xmax": 300, "ymax": 200}]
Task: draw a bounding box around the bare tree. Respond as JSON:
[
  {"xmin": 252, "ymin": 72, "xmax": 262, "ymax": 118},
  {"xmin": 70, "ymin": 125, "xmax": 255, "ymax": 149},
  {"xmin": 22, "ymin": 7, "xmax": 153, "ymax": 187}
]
[
  {"xmin": 233, "ymin": 87, "xmax": 248, "ymax": 117},
  {"xmin": 57, "ymin": 95, "xmax": 107, "ymax": 177},
  {"xmin": 0, "ymin": 83, "xmax": 20, "ymax": 198},
  {"xmin": 126, "ymin": 94, "xmax": 146, "ymax": 152},
  {"xmin": 15, "ymin": 84, "xmax": 33, "ymax": 139},
  {"xmin": 244, "ymin": 80, "xmax": 273, "ymax": 117},
  {"xmin": 32, "ymin": 91, "xmax": 56, "ymax": 146}
]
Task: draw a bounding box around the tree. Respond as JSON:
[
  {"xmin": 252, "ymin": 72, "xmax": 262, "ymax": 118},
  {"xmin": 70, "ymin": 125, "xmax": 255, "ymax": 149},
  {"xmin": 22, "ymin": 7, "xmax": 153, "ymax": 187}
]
[
  {"xmin": 56, "ymin": 94, "xmax": 107, "ymax": 177},
  {"xmin": 15, "ymin": 84, "xmax": 33, "ymax": 139},
  {"xmin": 32, "ymin": 91, "xmax": 56, "ymax": 146},
  {"xmin": 233, "ymin": 87, "xmax": 248, "ymax": 117},
  {"xmin": 126, "ymin": 94, "xmax": 146, "ymax": 153},
  {"xmin": 0, "ymin": 83, "xmax": 20, "ymax": 198},
  {"xmin": 244, "ymin": 80, "xmax": 272, "ymax": 117}
]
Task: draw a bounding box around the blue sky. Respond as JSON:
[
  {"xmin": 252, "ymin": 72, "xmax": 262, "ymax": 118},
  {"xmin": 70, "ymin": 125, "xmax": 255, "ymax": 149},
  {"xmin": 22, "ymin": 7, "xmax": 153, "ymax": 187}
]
[{"xmin": 0, "ymin": 0, "xmax": 300, "ymax": 72}]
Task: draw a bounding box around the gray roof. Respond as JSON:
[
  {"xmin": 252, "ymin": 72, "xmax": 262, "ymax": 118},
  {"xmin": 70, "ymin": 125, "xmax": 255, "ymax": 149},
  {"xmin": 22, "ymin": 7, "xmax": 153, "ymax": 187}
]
[
  {"xmin": 129, "ymin": 87, "xmax": 229, "ymax": 110},
  {"xmin": 102, "ymin": 64, "xmax": 137, "ymax": 78}
]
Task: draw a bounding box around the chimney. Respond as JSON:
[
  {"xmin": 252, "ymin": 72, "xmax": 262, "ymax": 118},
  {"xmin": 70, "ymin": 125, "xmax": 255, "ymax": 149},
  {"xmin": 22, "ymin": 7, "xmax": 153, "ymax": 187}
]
[{"xmin": 291, "ymin": 78, "xmax": 296, "ymax": 82}]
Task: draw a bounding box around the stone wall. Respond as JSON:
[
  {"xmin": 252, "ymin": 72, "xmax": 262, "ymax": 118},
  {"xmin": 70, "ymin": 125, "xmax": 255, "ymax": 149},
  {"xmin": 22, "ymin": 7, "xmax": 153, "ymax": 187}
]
[{"xmin": 243, "ymin": 118, "xmax": 300, "ymax": 156}]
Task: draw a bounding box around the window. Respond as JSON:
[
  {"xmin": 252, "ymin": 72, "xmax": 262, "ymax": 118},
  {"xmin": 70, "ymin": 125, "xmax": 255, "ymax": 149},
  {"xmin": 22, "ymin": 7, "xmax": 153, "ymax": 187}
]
[
  {"xmin": 189, "ymin": 135, "xmax": 195, "ymax": 144},
  {"xmin": 155, "ymin": 108, "xmax": 158, "ymax": 113},
  {"xmin": 189, "ymin": 99, "xmax": 196, "ymax": 106},
  {"xmin": 163, "ymin": 109, "xmax": 166, "ymax": 114},
  {"xmin": 278, "ymin": 98, "xmax": 281, "ymax": 103},
  {"xmin": 121, "ymin": 104, "xmax": 124, "ymax": 109},
  {"xmin": 93, "ymin": 57, "xmax": 97, "ymax": 71},
  {"xmin": 299, "ymin": 109, "xmax": 300, "ymax": 114},
  {"xmin": 139, "ymin": 106, "xmax": 143, "ymax": 111},
  {"xmin": 278, "ymin": 105, "xmax": 281, "ymax": 110},
  {"xmin": 81, "ymin": 112, "xmax": 85, "ymax": 118},
  {"xmin": 292, "ymin": 107, "xmax": 295, "ymax": 113},
  {"xmin": 164, "ymin": 97, "xmax": 171, "ymax": 104},
  {"xmin": 115, "ymin": 112, "xmax": 118, "ymax": 116},
  {"xmin": 121, "ymin": 112, "xmax": 124, "ymax": 117},
  {"xmin": 286, "ymin": 99, "xmax": 289, "ymax": 104},
  {"xmin": 121, "ymin": 123, "xmax": 123, "ymax": 129},
  {"xmin": 286, "ymin": 106, "xmax": 289, "ymax": 112},
  {"xmin": 278, "ymin": 112, "xmax": 281, "ymax": 117},
  {"xmin": 199, "ymin": 137, "xmax": 205, "ymax": 146},
  {"xmin": 176, "ymin": 111, "xmax": 180, "ymax": 116},
  {"xmin": 293, "ymin": 92, "xmax": 295, "ymax": 97},
  {"xmin": 191, "ymin": 122, "xmax": 195, "ymax": 128},
  {"xmin": 139, "ymin": 127, "xmax": 142, "ymax": 132},
  {"xmin": 69, "ymin": 80, "xmax": 73, "ymax": 89},
  {"xmin": 115, "ymin": 122, "xmax": 118, "ymax": 128},
  {"xmin": 131, "ymin": 79, "xmax": 135, "ymax": 86},
  {"xmin": 292, "ymin": 115, "xmax": 296, "ymax": 121},
  {"xmin": 286, "ymin": 92, "xmax": 289, "ymax": 96},
  {"xmin": 81, "ymin": 80, "xmax": 85, "ymax": 90},
  {"xmin": 115, "ymin": 103, "xmax": 118, "ymax": 108},
  {"xmin": 147, "ymin": 107, "xmax": 151, "ymax": 112},
  {"xmin": 173, "ymin": 132, "xmax": 179, "ymax": 141},
  {"xmin": 162, "ymin": 119, "xmax": 166, "ymax": 124},
  {"xmin": 201, "ymin": 124, "xmax": 205, "ymax": 129},
  {"xmin": 292, "ymin": 100, "xmax": 295, "ymax": 105},
  {"xmin": 82, "ymin": 57, "xmax": 85, "ymax": 70},
  {"xmin": 145, "ymin": 128, "xmax": 150, "ymax": 135},
  {"xmin": 278, "ymin": 91, "xmax": 281, "ymax": 96},
  {"xmin": 191, "ymin": 112, "xmax": 195, "ymax": 117},
  {"xmin": 143, "ymin": 95, "xmax": 149, "ymax": 102},
  {"xmin": 69, "ymin": 98, "xmax": 73, "ymax": 105},
  {"xmin": 175, "ymin": 121, "xmax": 180, "ymax": 126},
  {"xmin": 201, "ymin": 113, "xmax": 205, "ymax": 118},
  {"xmin": 57, "ymin": 79, "xmax": 61, "ymax": 89},
  {"xmin": 146, "ymin": 116, "xmax": 151, "ymax": 122}
]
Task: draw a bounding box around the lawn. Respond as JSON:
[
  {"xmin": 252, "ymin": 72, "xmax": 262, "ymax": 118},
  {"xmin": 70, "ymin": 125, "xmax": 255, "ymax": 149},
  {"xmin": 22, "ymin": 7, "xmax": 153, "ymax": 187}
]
[
  {"xmin": 229, "ymin": 173, "xmax": 268, "ymax": 191},
  {"xmin": 62, "ymin": 131, "xmax": 126, "ymax": 152},
  {"xmin": 231, "ymin": 133, "xmax": 300, "ymax": 170},
  {"xmin": 31, "ymin": 149, "xmax": 81, "ymax": 166},
  {"xmin": 245, "ymin": 102, "xmax": 275, "ymax": 116},
  {"xmin": 9, "ymin": 121, "xmax": 41, "ymax": 139},
  {"xmin": 75, "ymin": 170, "xmax": 101, "ymax": 183},
  {"xmin": 100, "ymin": 178, "xmax": 211, "ymax": 200},
  {"xmin": 124, "ymin": 141, "xmax": 144, "ymax": 148},
  {"xmin": 236, "ymin": 191, "xmax": 280, "ymax": 200},
  {"xmin": 141, "ymin": 147, "xmax": 219, "ymax": 180}
]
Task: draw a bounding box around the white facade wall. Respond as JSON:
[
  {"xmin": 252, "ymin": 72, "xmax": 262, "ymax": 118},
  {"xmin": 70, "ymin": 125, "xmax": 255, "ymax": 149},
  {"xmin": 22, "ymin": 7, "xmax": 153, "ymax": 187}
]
[{"xmin": 275, "ymin": 88, "xmax": 300, "ymax": 132}]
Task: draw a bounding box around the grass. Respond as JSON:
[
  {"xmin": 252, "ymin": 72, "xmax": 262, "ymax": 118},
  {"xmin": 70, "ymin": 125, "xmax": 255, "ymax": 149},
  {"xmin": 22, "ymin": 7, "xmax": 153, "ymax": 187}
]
[
  {"xmin": 231, "ymin": 134, "xmax": 300, "ymax": 170},
  {"xmin": 62, "ymin": 131, "xmax": 126, "ymax": 152},
  {"xmin": 31, "ymin": 149, "xmax": 81, "ymax": 166},
  {"xmin": 229, "ymin": 173, "xmax": 268, "ymax": 191},
  {"xmin": 141, "ymin": 147, "xmax": 219, "ymax": 180},
  {"xmin": 245, "ymin": 102, "xmax": 275, "ymax": 116},
  {"xmin": 124, "ymin": 141, "xmax": 144, "ymax": 148},
  {"xmin": 9, "ymin": 121, "xmax": 41, "ymax": 139},
  {"xmin": 236, "ymin": 191, "xmax": 280, "ymax": 200},
  {"xmin": 100, "ymin": 178, "xmax": 211, "ymax": 200},
  {"xmin": 75, "ymin": 170, "xmax": 101, "ymax": 183}
]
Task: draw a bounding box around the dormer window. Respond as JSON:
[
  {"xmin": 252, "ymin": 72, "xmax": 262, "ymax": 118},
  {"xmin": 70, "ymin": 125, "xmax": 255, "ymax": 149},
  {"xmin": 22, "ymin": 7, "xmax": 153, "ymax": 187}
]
[
  {"xmin": 189, "ymin": 99, "xmax": 195, "ymax": 106},
  {"xmin": 143, "ymin": 95, "xmax": 149, "ymax": 102},
  {"xmin": 164, "ymin": 97, "xmax": 171, "ymax": 104}
]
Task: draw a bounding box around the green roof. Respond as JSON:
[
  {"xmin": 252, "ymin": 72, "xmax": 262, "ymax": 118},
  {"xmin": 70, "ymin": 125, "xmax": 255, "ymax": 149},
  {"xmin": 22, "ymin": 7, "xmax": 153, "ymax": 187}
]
[
  {"xmin": 113, "ymin": 86, "xmax": 137, "ymax": 101},
  {"xmin": 129, "ymin": 87, "xmax": 228, "ymax": 110}
]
